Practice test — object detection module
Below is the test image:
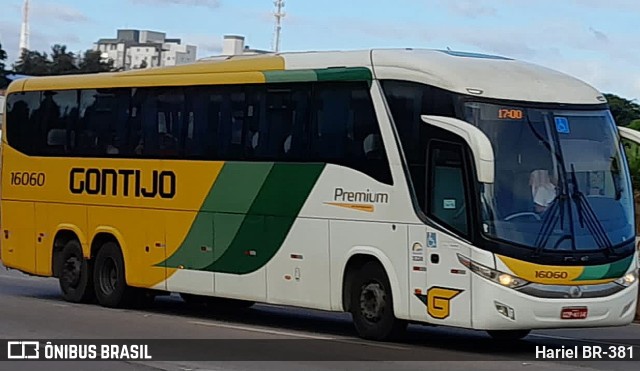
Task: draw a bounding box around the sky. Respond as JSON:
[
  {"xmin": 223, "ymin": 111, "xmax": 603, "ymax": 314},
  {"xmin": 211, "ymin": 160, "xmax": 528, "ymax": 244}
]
[{"xmin": 0, "ymin": 0, "xmax": 637, "ymax": 100}]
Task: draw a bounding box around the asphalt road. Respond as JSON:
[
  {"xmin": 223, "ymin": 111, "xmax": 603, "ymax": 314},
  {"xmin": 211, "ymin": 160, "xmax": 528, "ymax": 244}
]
[{"xmin": 0, "ymin": 262, "xmax": 639, "ymax": 371}]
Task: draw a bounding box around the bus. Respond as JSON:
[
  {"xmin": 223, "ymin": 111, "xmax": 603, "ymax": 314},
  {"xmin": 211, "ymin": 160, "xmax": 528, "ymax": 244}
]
[
  {"xmin": 1, "ymin": 49, "xmax": 638, "ymax": 341},
  {"xmin": 0, "ymin": 95, "xmax": 4, "ymax": 139}
]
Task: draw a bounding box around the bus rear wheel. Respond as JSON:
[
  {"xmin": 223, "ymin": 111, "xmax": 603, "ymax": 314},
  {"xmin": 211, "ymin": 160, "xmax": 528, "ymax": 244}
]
[
  {"xmin": 350, "ymin": 262, "xmax": 407, "ymax": 341},
  {"xmin": 58, "ymin": 240, "xmax": 94, "ymax": 303},
  {"xmin": 93, "ymin": 241, "xmax": 135, "ymax": 308},
  {"xmin": 487, "ymin": 330, "xmax": 531, "ymax": 340}
]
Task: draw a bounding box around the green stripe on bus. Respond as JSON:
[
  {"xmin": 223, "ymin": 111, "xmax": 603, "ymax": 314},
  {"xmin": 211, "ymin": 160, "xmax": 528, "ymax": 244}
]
[
  {"xmin": 314, "ymin": 67, "xmax": 372, "ymax": 81},
  {"xmin": 213, "ymin": 213, "xmax": 245, "ymax": 261},
  {"xmin": 264, "ymin": 70, "xmax": 318, "ymax": 83},
  {"xmin": 162, "ymin": 162, "xmax": 273, "ymax": 269},
  {"xmin": 603, "ymin": 255, "xmax": 634, "ymax": 278},
  {"xmin": 263, "ymin": 67, "xmax": 372, "ymax": 83},
  {"xmin": 247, "ymin": 163, "xmax": 325, "ymax": 217},
  {"xmin": 163, "ymin": 213, "xmax": 213, "ymax": 270},
  {"xmin": 576, "ymin": 263, "xmax": 610, "ymax": 281},
  {"xmin": 201, "ymin": 162, "xmax": 273, "ymax": 213},
  {"xmin": 576, "ymin": 255, "xmax": 634, "ymax": 281},
  {"xmin": 204, "ymin": 163, "xmax": 325, "ymax": 274}
]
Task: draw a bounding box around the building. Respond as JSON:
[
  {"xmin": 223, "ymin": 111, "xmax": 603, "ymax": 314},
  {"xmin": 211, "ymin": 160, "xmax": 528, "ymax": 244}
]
[
  {"xmin": 199, "ymin": 35, "xmax": 271, "ymax": 61},
  {"xmin": 95, "ymin": 29, "xmax": 197, "ymax": 70}
]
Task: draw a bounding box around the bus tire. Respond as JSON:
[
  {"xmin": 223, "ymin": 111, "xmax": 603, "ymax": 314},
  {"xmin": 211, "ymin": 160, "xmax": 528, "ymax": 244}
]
[
  {"xmin": 350, "ymin": 261, "xmax": 407, "ymax": 341},
  {"xmin": 93, "ymin": 241, "xmax": 134, "ymax": 308},
  {"xmin": 58, "ymin": 240, "xmax": 94, "ymax": 303},
  {"xmin": 487, "ymin": 330, "xmax": 531, "ymax": 340}
]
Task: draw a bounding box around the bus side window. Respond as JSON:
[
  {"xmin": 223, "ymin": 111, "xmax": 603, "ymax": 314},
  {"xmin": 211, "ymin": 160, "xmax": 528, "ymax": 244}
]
[
  {"xmin": 427, "ymin": 140, "xmax": 470, "ymax": 237},
  {"xmin": 39, "ymin": 90, "xmax": 78, "ymax": 155},
  {"xmin": 78, "ymin": 88, "xmax": 131, "ymax": 156},
  {"xmin": 185, "ymin": 87, "xmax": 216, "ymax": 159},
  {"xmin": 312, "ymin": 85, "xmax": 350, "ymax": 160},
  {"xmin": 5, "ymin": 92, "xmax": 41, "ymax": 154},
  {"xmin": 258, "ymin": 86, "xmax": 306, "ymax": 160},
  {"xmin": 310, "ymin": 82, "xmax": 392, "ymax": 185}
]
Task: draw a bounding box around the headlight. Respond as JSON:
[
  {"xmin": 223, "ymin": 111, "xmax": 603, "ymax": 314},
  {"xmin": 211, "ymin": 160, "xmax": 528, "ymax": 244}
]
[
  {"xmin": 458, "ymin": 254, "xmax": 529, "ymax": 289},
  {"xmin": 615, "ymin": 271, "xmax": 638, "ymax": 287}
]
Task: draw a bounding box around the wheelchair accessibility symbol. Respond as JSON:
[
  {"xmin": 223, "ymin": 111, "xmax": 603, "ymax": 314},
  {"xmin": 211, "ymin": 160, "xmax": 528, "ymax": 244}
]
[
  {"xmin": 555, "ymin": 117, "xmax": 570, "ymax": 134},
  {"xmin": 427, "ymin": 232, "xmax": 437, "ymax": 248}
]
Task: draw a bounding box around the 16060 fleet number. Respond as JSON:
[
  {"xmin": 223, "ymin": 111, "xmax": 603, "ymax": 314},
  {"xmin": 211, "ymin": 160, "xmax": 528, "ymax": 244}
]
[{"xmin": 10, "ymin": 172, "xmax": 46, "ymax": 187}]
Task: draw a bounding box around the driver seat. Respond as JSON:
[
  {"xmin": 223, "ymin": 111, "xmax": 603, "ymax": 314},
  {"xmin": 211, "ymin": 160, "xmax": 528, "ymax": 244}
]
[{"xmin": 495, "ymin": 170, "xmax": 535, "ymax": 219}]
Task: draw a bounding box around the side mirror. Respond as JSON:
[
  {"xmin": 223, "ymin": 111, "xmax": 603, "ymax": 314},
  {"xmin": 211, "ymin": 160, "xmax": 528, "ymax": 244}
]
[
  {"xmin": 619, "ymin": 126, "xmax": 640, "ymax": 145},
  {"xmin": 421, "ymin": 115, "xmax": 495, "ymax": 184}
]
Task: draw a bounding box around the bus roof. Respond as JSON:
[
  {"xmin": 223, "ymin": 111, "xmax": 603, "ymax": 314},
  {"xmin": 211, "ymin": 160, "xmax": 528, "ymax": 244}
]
[{"xmin": 10, "ymin": 48, "xmax": 605, "ymax": 106}]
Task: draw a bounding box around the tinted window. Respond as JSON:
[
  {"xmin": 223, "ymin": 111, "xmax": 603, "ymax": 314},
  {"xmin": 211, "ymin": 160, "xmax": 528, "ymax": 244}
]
[
  {"xmin": 41, "ymin": 90, "xmax": 79, "ymax": 155},
  {"xmin": 311, "ymin": 82, "xmax": 392, "ymax": 184},
  {"xmin": 256, "ymin": 85, "xmax": 310, "ymax": 161},
  {"xmin": 6, "ymin": 90, "xmax": 80, "ymax": 156},
  {"xmin": 382, "ymin": 80, "xmax": 458, "ymax": 209},
  {"xmin": 78, "ymin": 88, "xmax": 131, "ymax": 156},
  {"xmin": 6, "ymin": 92, "xmax": 41, "ymax": 153},
  {"xmin": 131, "ymin": 88, "xmax": 185, "ymax": 158},
  {"xmin": 382, "ymin": 80, "xmax": 456, "ymax": 161},
  {"xmin": 184, "ymin": 86, "xmax": 220, "ymax": 159},
  {"xmin": 428, "ymin": 141, "xmax": 469, "ymax": 236},
  {"xmin": 5, "ymin": 82, "xmax": 392, "ymax": 184}
]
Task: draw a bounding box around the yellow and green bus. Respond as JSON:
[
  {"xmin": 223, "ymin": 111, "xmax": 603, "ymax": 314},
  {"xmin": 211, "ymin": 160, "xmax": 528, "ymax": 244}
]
[{"xmin": 1, "ymin": 50, "xmax": 638, "ymax": 341}]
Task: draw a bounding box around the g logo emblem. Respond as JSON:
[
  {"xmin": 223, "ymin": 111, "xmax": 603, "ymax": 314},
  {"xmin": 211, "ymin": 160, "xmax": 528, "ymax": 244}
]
[{"xmin": 426, "ymin": 287, "xmax": 463, "ymax": 319}]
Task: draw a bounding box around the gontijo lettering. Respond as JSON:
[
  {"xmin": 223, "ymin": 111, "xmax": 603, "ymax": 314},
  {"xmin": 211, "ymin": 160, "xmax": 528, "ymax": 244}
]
[{"xmin": 69, "ymin": 168, "xmax": 176, "ymax": 199}]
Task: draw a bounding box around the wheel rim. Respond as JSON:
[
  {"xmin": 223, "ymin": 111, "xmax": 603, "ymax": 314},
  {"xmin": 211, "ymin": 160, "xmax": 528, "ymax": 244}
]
[
  {"xmin": 359, "ymin": 282, "xmax": 386, "ymax": 323},
  {"xmin": 99, "ymin": 257, "xmax": 118, "ymax": 295},
  {"xmin": 61, "ymin": 255, "xmax": 81, "ymax": 289}
]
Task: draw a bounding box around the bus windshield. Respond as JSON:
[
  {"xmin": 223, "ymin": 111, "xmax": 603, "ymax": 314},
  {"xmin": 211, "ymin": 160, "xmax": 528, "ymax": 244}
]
[{"xmin": 464, "ymin": 102, "xmax": 635, "ymax": 251}]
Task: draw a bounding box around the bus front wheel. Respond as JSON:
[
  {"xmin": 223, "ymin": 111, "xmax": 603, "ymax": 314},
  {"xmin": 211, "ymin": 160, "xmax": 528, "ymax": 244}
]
[
  {"xmin": 58, "ymin": 240, "xmax": 94, "ymax": 303},
  {"xmin": 93, "ymin": 241, "xmax": 134, "ymax": 308},
  {"xmin": 349, "ymin": 261, "xmax": 407, "ymax": 341}
]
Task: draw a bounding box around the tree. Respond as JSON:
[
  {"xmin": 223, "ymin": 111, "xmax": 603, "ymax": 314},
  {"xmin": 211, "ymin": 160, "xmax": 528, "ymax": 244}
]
[
  {"xmin": 13, "ymin": 49, "xmax": 51, "ymax": 76},
  {"xmin": 50, "ymin": 44, "xmax": 78, "ymax": 75},
  {"xmin": 0, "ymin": 41, "xmax": 7, "ymax": 76},
  {"xmin": 0, "ymin": 41, "xmax": 7, "ymax": 88},
  {"xmin": 628, "ymin": 119, "xmax": 640, "ymax": 131},
  {"xmin": 78, "ymin": 50, "xmax": 114, "ymax": 74},
  {"xmin": 604, "ymin": 93, "xmax": 640, "ymax": 126}
]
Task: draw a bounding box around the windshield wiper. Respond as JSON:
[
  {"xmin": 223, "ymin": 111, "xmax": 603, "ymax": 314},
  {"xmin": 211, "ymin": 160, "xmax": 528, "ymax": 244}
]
[
  {"xmin": 523, "ymin": 113, "xmax": 575, "ymax": 253},
  {"xmin": 533, "ymin": 192, "xmax": 564, "ymax": 250},
  {"xmin": 569, "ymin": 164, "xmax": 616, "ymax": 254}
]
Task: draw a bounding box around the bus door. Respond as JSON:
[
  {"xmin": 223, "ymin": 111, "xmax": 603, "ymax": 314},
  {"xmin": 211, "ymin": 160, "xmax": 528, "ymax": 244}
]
[
  {"xmin": 408, "ymin": 137, "xmax": 473, "ymax": 327},
  {"xmin": 618, "ymin": 126, "xmax": 640, "ymax": 321},
  {"xmin": 414, "ymin": 114, "xmax": 497, "ymax": 327},
  {"xmin": 619, "ymin": 126, "xmax": 640, "ymax": 245}
]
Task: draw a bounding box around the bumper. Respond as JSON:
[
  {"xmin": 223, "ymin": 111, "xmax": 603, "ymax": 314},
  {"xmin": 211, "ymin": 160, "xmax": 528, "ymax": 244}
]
[{"xmin": 472, "ymin": 276, "xmax": 638, "ymax": 330}]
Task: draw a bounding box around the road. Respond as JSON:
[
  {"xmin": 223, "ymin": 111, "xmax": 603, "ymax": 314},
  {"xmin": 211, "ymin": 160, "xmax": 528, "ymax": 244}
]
[{"xmin": 0, "ymin": 263, "xmax": 638, "ymax": 371}]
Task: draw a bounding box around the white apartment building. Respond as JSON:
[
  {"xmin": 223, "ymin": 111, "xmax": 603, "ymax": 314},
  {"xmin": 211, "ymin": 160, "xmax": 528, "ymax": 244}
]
[
  {"xmin": 198, "ymin": 35, "xmax": 271, "ymax": 61},
  {"xmin": 95, "ymin": 29, "xmax": 197, "ymax": 70}
]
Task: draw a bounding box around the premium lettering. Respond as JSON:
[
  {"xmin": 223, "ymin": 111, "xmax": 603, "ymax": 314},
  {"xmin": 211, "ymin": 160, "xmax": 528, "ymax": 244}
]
[
  {"xmin": 70, "ymin": 168, "xmax": 176, "ymax": 199},
  {"xmin": 333, "ymin": 187, "xmax": 389, "ymax": 204}
]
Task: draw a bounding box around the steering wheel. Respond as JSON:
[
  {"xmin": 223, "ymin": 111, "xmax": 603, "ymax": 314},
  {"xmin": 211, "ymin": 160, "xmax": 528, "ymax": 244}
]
[{"xmin": 504, "ymin": 211, "xmax": 541, "ymax": 221}]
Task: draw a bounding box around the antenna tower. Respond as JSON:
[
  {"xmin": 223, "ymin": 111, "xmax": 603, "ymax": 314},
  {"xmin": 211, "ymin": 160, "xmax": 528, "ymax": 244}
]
[
  {"xmin": 272, "ymin": 0, "xmax": 285, "ymax": 52},
  {"xmin": 19, "ymin": 0, "xmax": 31, "ymax": 56}
]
